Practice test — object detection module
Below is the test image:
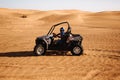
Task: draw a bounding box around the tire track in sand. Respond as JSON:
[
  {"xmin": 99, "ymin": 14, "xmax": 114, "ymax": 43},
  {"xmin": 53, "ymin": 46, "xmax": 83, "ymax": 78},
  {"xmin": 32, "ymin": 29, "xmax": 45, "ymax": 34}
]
[{"xmin": 82, "ymin": 70, "xmax": 101, "ymax": 80}]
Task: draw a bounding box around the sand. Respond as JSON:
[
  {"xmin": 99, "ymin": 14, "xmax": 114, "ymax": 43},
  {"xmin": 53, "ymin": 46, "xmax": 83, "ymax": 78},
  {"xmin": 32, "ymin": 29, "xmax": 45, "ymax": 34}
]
[{"xmin": 0, "ymin": 8, "xmax": 120, "ymax": 80}]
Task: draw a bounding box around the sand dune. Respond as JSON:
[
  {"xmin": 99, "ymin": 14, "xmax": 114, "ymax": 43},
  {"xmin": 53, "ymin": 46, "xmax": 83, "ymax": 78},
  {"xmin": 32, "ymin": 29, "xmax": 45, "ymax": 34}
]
[
  {"xmin": 0, "ymin": 8, "xmax": 120, "ymax": 80},
  {"xmin": 39, "ymin": 13, "xmax": 84, "ymax": 25}
]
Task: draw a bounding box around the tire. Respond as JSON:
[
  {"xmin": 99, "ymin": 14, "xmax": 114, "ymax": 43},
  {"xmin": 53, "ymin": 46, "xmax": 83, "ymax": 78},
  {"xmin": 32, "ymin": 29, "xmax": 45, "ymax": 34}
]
[
  {"xmin": 34, "ymin": 44, "xmax": 46, "ymax": 56},
  {"xmin": 71, "ymin": 45, "xmax": 83, "ymax": 56}
]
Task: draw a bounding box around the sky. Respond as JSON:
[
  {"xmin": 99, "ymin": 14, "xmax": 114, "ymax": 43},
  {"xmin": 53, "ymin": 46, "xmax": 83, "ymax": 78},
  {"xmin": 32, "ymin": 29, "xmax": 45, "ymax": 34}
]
[{"xmin": 0, "ymin": 0, "xmax": 120, "ymax": 12}]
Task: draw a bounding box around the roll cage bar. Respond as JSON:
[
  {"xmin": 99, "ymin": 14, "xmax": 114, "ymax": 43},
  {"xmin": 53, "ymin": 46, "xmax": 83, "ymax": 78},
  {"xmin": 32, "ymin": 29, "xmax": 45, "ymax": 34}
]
[{"xmin": 47, "ymin": 22, "xmax": 71, "ymax": 35}]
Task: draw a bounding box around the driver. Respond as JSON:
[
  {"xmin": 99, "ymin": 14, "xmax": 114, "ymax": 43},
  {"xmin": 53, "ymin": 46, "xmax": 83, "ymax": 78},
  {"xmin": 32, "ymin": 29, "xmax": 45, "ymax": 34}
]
[
  {"xmin": 60, "ymin": 27, "xmax": 65, "ymax": 40},
  {"xmin": 53, "ymin": 27, "xmax": 65, "ymax": 39},
  {"xmin": 53, "ymin": 27, "xmax": 65, "ymax": 44}
]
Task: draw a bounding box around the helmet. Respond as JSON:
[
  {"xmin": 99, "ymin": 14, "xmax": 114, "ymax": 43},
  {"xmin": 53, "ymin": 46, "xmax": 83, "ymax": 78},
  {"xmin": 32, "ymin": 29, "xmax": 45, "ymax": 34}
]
[{"xmin": 60, "ymin": 27, "xmax": 64, "ymax": 32}]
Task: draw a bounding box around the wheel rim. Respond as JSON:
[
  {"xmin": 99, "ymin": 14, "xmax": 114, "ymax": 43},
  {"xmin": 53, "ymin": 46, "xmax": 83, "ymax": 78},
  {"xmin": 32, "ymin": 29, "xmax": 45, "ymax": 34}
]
[
  {"xmin": 73, "ymin": 46, "xmax": 81, "ymax": 54},
  {"xmin": 36, "ymin": 45, "xmax": 44, "ymax": 55}
]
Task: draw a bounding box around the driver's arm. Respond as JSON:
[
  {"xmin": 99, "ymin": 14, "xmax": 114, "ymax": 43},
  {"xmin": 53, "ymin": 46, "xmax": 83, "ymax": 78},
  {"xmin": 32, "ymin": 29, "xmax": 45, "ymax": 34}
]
[
  {"xmin": 56, "ymin": 33, "xmax": 61, "ymax": 38},
  {"xmin": 53, "ymin": 33, "xmax": 61, "ymax": 38}
]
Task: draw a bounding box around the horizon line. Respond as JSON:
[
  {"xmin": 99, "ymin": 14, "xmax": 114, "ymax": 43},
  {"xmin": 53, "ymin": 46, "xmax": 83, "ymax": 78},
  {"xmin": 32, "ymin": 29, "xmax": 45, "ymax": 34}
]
[{"xmin": 0, "ymin": 7, "xmax": 120, "ymax": 13}]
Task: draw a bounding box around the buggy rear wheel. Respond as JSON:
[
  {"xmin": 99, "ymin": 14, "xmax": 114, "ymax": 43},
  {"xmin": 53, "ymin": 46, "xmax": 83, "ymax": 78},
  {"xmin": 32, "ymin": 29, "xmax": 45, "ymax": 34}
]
[
  {"xmin": 34, "ymin": 44, "xmax": 46, "ymax": 56},
  {"xmin": 71, "ymin": 45, "xmax": 83, "ymax": 56}
]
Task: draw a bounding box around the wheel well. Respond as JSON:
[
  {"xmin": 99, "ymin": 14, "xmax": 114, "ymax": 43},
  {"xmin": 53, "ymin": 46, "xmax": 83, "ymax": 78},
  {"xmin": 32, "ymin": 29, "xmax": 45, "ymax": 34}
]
[
  {"xmin": 68, "ymin": 41, "xmax": 81, "ymax": 50},
  {"xmin": 36, "ymin": 39, "xmax": 47, "ymax": 49},
  {"xmin": 71, "ymin": 41, "xmax": 80, "ymax": 46}
]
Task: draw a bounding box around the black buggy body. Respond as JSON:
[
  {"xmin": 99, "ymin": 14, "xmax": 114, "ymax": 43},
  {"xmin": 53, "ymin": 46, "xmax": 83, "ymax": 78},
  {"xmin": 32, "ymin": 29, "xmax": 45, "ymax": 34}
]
[{"xmin": 34, "ymin": 22, "xmax": 83, "ymax": 56}]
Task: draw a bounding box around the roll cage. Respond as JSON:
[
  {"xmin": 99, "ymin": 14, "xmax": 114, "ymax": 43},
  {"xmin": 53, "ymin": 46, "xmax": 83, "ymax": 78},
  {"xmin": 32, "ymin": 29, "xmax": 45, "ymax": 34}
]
[{"xmin": 47, "ymin": 22, "xmax": 71, "ymax": 35}]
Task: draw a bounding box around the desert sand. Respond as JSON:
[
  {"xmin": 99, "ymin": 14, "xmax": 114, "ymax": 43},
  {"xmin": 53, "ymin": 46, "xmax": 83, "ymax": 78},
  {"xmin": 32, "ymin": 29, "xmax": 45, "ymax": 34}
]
[{"xmin": 0, "ymin": 8, "xmax": 120, "ymax": 80}]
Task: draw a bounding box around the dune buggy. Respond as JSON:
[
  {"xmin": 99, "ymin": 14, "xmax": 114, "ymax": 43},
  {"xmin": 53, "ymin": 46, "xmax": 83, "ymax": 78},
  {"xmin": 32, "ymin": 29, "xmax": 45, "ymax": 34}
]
[{"xmin": 34, "ymin": 22, "xmax": 83, "ymax": 56}]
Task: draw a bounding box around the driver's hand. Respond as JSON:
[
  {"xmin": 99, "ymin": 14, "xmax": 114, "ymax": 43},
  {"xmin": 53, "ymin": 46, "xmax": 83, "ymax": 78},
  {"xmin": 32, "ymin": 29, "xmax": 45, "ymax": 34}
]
[{"xmin": 53, "ymin": 33, "xmax": 57, "ymax": 37}]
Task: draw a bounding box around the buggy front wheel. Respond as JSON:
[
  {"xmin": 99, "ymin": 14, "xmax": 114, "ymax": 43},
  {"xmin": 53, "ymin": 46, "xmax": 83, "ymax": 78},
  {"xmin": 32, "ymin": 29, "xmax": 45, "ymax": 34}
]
[{"xmin": 34, "ymin": 44, "xmax": 46, "ymax": 56}]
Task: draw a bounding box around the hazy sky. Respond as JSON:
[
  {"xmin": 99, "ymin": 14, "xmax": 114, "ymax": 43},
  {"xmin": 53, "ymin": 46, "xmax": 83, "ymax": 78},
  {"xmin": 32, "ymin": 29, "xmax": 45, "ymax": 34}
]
[{"xmin": 0, "ymin": 0, "xmax": 120, "ymax": 12}]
